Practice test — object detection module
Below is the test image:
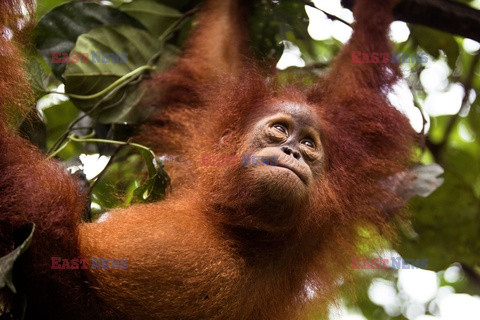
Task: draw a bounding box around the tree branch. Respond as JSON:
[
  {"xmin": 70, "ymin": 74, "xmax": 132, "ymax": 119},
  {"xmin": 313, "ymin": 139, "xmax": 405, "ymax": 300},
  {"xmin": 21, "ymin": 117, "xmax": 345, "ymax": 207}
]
[
  {"xmin": 460, "ymin": 263, "xmax": 480, "ymax": 289},
  {"xmin": 341, "ymin": 0, "xmax": 480, "ymax": 42},
  {"xmin": 303, "ymin": 1, "xmax": 351, "ymax": 27}
]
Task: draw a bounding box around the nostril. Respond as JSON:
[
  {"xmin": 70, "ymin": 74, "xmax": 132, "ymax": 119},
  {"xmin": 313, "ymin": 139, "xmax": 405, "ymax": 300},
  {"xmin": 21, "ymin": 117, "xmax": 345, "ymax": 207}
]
[
  {"xmin": 281, "ymin": 146, "xmax": 301, "ymax": 160},
  {"xmin": 281, "ymin": 146, "xmax": 291, "ymax": 155}
]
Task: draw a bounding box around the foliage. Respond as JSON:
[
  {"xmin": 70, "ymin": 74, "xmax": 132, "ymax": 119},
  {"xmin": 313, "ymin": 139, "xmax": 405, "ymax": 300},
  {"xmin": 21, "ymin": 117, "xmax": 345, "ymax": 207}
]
[{"xmin": 0, "ymin": 224, "xmax": 34, "ymax": 319}]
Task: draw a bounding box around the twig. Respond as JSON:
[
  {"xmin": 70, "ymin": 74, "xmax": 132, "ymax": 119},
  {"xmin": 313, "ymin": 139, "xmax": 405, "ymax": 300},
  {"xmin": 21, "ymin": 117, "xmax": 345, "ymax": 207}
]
[
  {"xmin": 303, "ymin": 61, "xmax": 329, "ymax": 70},
  {"xmin": 158, "ymin": 6, "xmax": 200, "ymax": 43},
  {"xmin": 87, "ymin": 145, "xmax": 124, "ymax": 195},
  {"xmin": 302, "ymin": 0, "xmax": 351, "ymax": 27},
  {"xmin": 47, "ymin": 68, "xmax": 147, "ymax": 155},
  {"xmin": 460, "ymin": 263, "xmax": 480, "ymax": 289},
  {"xmin": 407, "ymin": 79, "xmax": 428, "ymax": 152},
  {"xmin": 47, "ymin": 8, "xmax": 199, "ymax": 156}
]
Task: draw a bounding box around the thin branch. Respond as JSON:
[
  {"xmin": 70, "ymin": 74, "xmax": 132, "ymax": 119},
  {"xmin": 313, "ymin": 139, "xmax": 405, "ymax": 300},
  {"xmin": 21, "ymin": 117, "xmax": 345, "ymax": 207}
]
[
  {"xmin": 341, "ymin": 0, "xmax": 480, "ymax": 42},
  {"xmin": 407, "ymin": 73, "xmax": 428, "ymax": 152},
  {"xmin": 302, "ymin": 1, "xmax": 351, "ymax": 27},
  {"xmin": 87, "ymin": 145, "xmax": 124, "ymax": 195},
  {"xmin": 460, "ymin": 263, "xmax": 480, "ymax": 289},
  {"xmin": 412, "ymin": 94, "xmax": 428, "ymax": 151},
  {"xmin": 47, "ymin": 70, "xmax": 145, "ymax": 155},
  {"xmin": 47, "ymin": 7, "xmax": 200, "ymax": 156},
  {"xmin": 303, "ymin": 61, "xmax": 329, "ymax": 70},
  {"xmin": 158, "ymin": 6, "xmax": 200, "ymax": 43},
  {"xmin": 149, "ymin": 6, "xmax": 201, "ymax": 66}
]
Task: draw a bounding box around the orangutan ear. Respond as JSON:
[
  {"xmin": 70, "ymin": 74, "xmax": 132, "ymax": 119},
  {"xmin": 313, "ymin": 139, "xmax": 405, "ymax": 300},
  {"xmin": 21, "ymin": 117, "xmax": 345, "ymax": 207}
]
[{"xmin": 219, "ymin": 129, "xmax": 233, "ymax": 147}]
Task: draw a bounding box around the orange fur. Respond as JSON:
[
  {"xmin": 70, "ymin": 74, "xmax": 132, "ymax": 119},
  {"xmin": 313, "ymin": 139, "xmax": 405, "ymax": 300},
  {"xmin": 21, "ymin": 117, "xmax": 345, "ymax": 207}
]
[{"xmin": 0, "ymin": 0, "xmax": 415, "ymax": 319}]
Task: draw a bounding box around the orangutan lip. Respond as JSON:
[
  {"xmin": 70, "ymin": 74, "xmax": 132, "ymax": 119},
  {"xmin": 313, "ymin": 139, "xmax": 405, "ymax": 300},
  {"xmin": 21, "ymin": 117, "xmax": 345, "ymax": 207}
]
[{"xmin": 273, "ymin": 163, "xmax": 307, "ymax": 184}]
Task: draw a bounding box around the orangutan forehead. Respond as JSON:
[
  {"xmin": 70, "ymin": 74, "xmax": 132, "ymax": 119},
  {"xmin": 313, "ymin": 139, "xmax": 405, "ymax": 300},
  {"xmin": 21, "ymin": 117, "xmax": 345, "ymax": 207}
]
[{"xmin": 268, "ymin": 102, "xmax": 320, "ymax": 128}]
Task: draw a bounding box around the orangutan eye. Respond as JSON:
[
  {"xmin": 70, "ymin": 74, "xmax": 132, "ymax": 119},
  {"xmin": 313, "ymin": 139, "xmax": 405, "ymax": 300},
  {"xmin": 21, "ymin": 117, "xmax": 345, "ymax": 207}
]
[
  {"xmin": 273, "ymin": 124, "xmax": 288, "ymax": 135},
  {"xmin": 301, "ymin": 139, "xmax": 315, "ymax": 148}
]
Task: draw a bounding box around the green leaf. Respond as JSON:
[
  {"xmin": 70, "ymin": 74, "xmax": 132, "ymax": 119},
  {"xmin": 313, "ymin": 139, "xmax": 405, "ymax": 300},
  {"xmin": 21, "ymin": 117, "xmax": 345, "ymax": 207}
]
[
  {"xmin": 119, "ymin": 0, "xmax": 182, "ymax": 37},
  {"xmin": 25, "ymin": 55, "xmax": 52, "ymax": 97},
  {"xmin": 89, "ymin": 145, "xmax": 170, "ymax": 209},
  {"xmin": 64, "ymin": 25, "xmax": 177, "ymax": 124},
  {"xmin": 91, "ymin": 153, "xmax": 145, "ymax": 211},
  {"xmin": 251, "ymin": 0, "xmax": 312, "ymax": 64},
  {"xmin": 397, "ymin": 154, "xmax": 480, "ymax": 271},
  {"xmin": 133, "ymin": 156, "xmax": 171, "ymax": 203},
  {"xmin": 136, "ymin": 148, "xmax": 157, "ymax": 177},
  {"xmin": 36, "ymin": 0, "xmax": 69, "ymax": 22},
  {"xmin": 43, "ymin": 100, "xmax": 82, "ymax": 159},
  {"xmin": 409, "ymin": 25, "xmax": 459, "ymax": 69},
  {"xmin": 251, "ymin": 2, "xmax": 284, "ymax": 62},
  {"xmin": 0, "ymin": 224, "xmax": 35, "ymax": 294},
  {"xmin": 35, "ymin": 2, "xmax": 145, "ymax": 79}
]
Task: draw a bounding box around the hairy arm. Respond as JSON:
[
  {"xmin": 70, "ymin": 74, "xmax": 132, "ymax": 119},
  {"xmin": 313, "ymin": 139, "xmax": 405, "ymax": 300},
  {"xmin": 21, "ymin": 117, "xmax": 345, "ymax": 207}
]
[
  {"xmin": 0, "ymin": 2, "xmax": 98, "ymax": 318},
  {"xmin": 138, "ymin": 0, "xmax": 251, "ymax": 179},
  {"xmin": 326, "ymin": 0, "xmax": 400, "ymax": 93},
  {"xmin": 144, "ymin": 0, "xmax": 251, "ymax": 107},
  {"xmin": 182, "ymin": 0, "xmax": 250, "ymax": 79}
]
